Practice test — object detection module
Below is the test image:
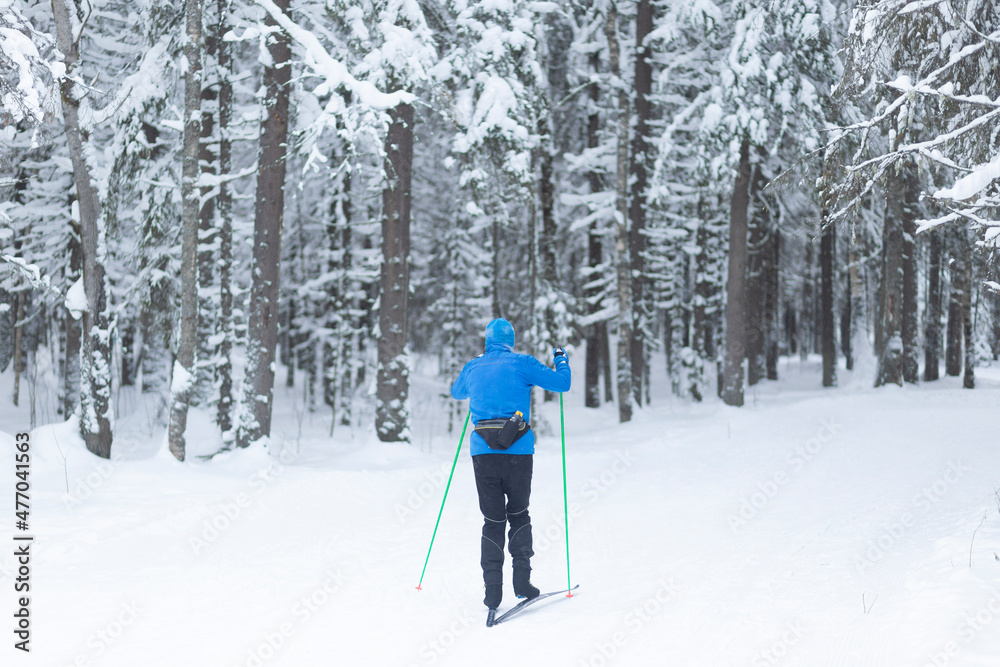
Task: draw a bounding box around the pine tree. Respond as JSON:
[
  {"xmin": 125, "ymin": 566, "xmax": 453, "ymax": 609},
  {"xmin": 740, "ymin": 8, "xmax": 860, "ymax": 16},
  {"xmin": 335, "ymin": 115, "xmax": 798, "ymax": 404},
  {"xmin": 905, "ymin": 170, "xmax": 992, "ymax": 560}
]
[
  {"xmin": 168, "ymin": 0, "xmax": 204, "ymax": 462},
  {"xmin": 837, "ymin": 0, "xmax": 1000, "ymax": 388},
  {"xmin": 237, "ymin": 0, "xmax": 293, "ymax": 449},
  {"xmin": 50, "ymin": 0, "xmax": 114, "ymax": 458},
  {"xmin": 604, "ymin": 1, "xmax": 633, "ymax": 422},
  {"xmin": 648, "ymin": 0, "xmax": 728, "ymax": 402},
  {"xmin": 629, "ymin": 0, "xmax": 654, "ymax": 405}
]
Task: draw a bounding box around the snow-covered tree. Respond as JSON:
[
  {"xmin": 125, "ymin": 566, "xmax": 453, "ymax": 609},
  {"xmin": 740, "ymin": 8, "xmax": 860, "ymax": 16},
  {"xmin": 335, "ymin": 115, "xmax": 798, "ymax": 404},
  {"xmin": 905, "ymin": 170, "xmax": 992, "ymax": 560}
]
[
  {"xmin": 837, "ymin": 0, "xmax": 1000, "ymax": 387},
  {"xmin": 700, "ymin": 0, "xmax": 838, "ymax": 405},
  {"xmin": 0, "ymin": 0, "xmax": 57, "ymax": 129}
]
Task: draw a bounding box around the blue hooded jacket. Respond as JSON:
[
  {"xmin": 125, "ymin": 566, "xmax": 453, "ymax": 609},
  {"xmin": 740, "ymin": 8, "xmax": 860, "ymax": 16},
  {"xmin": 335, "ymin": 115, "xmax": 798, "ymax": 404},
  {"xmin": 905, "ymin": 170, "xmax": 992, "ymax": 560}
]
[{"xmin": 450, "ymin": 319, "xmax": 571, "ymax": 456}]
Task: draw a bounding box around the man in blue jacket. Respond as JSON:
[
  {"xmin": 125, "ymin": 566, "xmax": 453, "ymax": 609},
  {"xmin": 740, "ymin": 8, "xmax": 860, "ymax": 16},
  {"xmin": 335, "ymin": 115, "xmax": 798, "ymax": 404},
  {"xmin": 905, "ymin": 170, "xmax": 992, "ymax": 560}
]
[{"xmin": 450, "ymin": 318, "xmax": 571, "ymax": 611}]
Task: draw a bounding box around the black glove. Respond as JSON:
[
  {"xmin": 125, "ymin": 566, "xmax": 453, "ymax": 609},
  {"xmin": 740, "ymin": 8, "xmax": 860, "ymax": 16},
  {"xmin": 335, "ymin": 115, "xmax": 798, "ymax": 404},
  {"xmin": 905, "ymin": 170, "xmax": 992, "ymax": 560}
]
[{"xmin": 553, "ymin": 347, "xmax": 567, "ymax": 359}]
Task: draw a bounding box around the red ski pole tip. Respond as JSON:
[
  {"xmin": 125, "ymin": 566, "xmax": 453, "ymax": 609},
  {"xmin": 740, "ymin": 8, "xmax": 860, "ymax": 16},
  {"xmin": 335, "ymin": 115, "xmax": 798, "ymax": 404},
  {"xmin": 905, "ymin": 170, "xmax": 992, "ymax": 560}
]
[{"xmin": 416, "ymin": 585, "xmax": 423, "ymax": 591}]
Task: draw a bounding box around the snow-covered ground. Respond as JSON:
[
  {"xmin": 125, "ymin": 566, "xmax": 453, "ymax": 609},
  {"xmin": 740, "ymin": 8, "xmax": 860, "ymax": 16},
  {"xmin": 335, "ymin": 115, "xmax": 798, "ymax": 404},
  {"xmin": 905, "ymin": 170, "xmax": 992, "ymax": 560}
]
[{"xmin": 2, "ymin": 355, "xmax": 1000, "ymax": 667}]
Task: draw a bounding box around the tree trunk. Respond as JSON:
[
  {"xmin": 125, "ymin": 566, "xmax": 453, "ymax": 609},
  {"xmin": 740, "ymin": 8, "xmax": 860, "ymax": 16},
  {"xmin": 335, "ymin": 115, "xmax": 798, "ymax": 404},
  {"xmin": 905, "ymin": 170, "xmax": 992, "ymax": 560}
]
[
  {"xmin": 600, "ymin": 322, "xmax": 614, "ymax": 403},
  {"xmin": 901, "ymin": 159, "xmax": 919, "ymax": 384},
  {"xmin": 764, "ymin": 227, "xmax": 779, "ymax": 380},
  {"xmin": 841, "ymin": 262, "xmax": 852, "ymax": 370},
  {"xmin": 605, "ymin": 2, "xmax": 632, "ymax": 422},
  {"xmin": 876, "ymin": 165, "xmax": 904, "ymax": 387},
  {"xmin": 847, "ymin": 235, "xmax": 868, "ymax": 370},
  {"xmin": 196, "ymin": 28, "xmax": 218, "ymax": 403},
  {"xmin": 541, "ymin": 144, "xmax": 557, "ymax": 298},
  {"xmin": 323, "ymin": 136, "xmax": 352, "ymax": 428},
  {"xmin": 820, "ymin": 214, "xmax": 837, "ymax": 387},
  {"xmin": 12, "ymin": 290, "xmax": 25, "ymax": 406},
  {"xmin": 538, "ymin": 113, "xmax": 557, "ymax": 401},
  {"xmin": 923, "ymin": 226, "xmax": 942, "ymax": 381},
  {"xmin": 745, "ymin": 165, "xmax": 767, "ymax": 386},
  {"xmin": 237, "ymin": 0, "xmax": 291, "ymax": 448},
  {"xmin": 338, "ymin": 163, "xmax": 353, "ymax": 428},
  {"xmin": 168, "ymin": 0, "xmax": 203, "ymax": 462},
  {"xmin": 629, "ymin": 0, "xmax": 652, "ymax": 406},
  {"xmin": 963, "ymin": 277, "xmax": 975, "ymax": 389},
  {"xmin": 492, "ymin": 219, "xmax": 502, "ymax": 319},
  {"xmin": 722, "ymin": 138, "xmax": 751, "ymax": 407},
  {"xmin": 51, "ymin": 0, "xmax": 113, "ymax": 458},
  {"xmin": 801, "ymin": 241, "xmax": 814, "ymax": 360},
  {"xmin": 216, "ymin": 0, "xmax": 234, "ymax": 439},
  {"xmin": 945, "ymin": 230, "xmax": 963, "ymax": 378},
  {"xmin": 690, "ymin": 209, "xmax": 712, "ymax": 401},
  {"xmin": 62, "ymin": 219, "xmax": 82, "ymax": 416},
  {"xmin": 376, "ymin": 101, "xmax": 414, "ymax": 442},
  {"xmin": 954, "ymin": 228, "xmax": 975, "ymax": 388},
  {"xmin": 584, "ymin": 52, "xmax": 602, "ymax": 409}
]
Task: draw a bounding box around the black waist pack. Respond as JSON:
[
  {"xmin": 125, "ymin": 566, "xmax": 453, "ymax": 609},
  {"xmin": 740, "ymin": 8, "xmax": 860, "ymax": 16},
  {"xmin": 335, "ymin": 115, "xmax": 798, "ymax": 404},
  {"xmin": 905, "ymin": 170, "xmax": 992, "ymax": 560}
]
[{"xmin": 474, "ymin": 418, "xmax": 531, "ymax": 450}]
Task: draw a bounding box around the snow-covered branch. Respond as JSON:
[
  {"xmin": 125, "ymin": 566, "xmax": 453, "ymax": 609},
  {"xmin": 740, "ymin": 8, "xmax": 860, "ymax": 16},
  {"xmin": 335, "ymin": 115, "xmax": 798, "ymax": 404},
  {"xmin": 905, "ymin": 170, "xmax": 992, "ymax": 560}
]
[{"xmin": 249, "ymin": 0, "xmax": 413, "ymax": 109}]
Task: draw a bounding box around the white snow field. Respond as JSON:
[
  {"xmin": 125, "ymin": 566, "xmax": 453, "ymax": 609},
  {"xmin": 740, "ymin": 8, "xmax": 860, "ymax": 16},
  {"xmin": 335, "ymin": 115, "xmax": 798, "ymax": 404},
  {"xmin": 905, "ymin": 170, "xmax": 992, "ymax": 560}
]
[{"xmin": 2, "ymin": 356, "xmax": 1000, "ymax": 667}]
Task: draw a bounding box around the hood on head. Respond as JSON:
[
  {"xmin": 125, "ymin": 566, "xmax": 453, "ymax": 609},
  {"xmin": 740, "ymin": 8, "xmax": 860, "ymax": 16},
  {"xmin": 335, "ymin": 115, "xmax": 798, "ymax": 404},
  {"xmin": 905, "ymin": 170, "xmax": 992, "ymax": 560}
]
[{"xmin": 484, "ymin": 318, "xmax": 515, "ymax": 349}]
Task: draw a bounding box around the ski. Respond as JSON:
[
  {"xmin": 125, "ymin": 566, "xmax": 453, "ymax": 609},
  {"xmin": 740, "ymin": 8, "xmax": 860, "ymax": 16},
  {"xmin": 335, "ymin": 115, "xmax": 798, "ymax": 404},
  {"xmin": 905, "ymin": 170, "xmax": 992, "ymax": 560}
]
[{"xmin": 487, "ymin": 585, "xmax": 579, "ymax": 627}]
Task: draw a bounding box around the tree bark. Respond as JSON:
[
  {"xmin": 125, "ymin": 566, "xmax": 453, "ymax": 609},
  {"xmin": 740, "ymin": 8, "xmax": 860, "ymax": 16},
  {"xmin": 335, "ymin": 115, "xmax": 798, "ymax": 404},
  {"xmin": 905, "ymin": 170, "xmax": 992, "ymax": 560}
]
[
  {"xmin": 605, "ymin": 2, "xmax": 632, "ymax": 422},
  {"xmin": 12, "ymin": 290, "xmax": 25, "ymax": 406},
  {"xmin": 764, "ymin": 227, "xmax": 779, "ymax": 380},
  {"xmin": 376, "ymin": 102, "xmax": 414, "ymax": 442},
  {"xmin": 538, "ymin": 122, "xmax": 557, "ymax": 292},
  {"xmin": 50, "ymin": 0, "xmax": 113, "ymax": 458},
  {"xmin": 945, "ymin": 228, "xmax": 963, "ymax": 377},
  {"xmin": 923, "ymin": 226, "xmax": 942, "ymax": 381},
  {"xmin": 169, "ymin": 0, "xmax": 203, "ymax": 462},
  {"xmin": 953, "ymin": 227, "xmax": 975, "ymax": 388},
  {"xmin": 196, "ymin": 28, "xmax": 219, "ymax": 404},
  {"xmin": 801, "ymin": 241, "xmax": 814, "ymax": 360},
  {"xmin": 840, "ymin": 263, "xmax": 852, "ymax": 370},
  {"xmin": 338, "ymin": 156, "xmax": 353, "ymax": 428},
  {"xmin": 848, "ymin": 230, "xmax": 866, "ymax": 372},
  {"xmin": 820, "ymin": 213, "xmax": 837, "ymax": 387},
  {"xmin": 64, "ymin": 225, "xmax": 81, "ymax": 417},
  {"xmin": 216, "ymin": 0, "xmax": 234, "ymax": 439},
  {"xmin": 539, "ymin": 113, "xmax": 557, "ymax": 402},
  {"xmin": 901, "ymin": 159, "xmax": 919, "ymax": 384},
  {"xmin": 491, "ymin": 218, "xmax": 502, "ymax": 320},
  {"xmin": 876, "ymin": 165, "xmax": 904, "ymax": 387},
  {"xmin": 584, "ymin": 52, "xmax": 603, "ymax": 409},
  {"xmin": 690, "ymin": 207, "xmax": 712, "ymax": 401},
  {"xmin": 237, "ymin": 0, "xmax": 291, "ymax": 448},
  {"xmin": 629, "ymin": 0, "xmax": 652, "ymax": 406},
  {"xmin": 746, "ymin": 165, "xmax": 767, "ymax": 386},
  {"xmin": 963, "ymin": 275, "xmax": 975, "ymax": 389},
  {"xmin": 722, "ymin": 138, "xmax": 751, "ymax": 407}
]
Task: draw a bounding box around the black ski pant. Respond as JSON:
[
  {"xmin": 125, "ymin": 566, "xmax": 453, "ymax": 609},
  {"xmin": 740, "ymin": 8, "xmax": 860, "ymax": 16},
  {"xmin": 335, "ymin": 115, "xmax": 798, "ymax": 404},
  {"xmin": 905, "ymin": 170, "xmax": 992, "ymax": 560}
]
[{"xmin": 472, "ymin": 454, "xmax": 534, "ymax": 588}]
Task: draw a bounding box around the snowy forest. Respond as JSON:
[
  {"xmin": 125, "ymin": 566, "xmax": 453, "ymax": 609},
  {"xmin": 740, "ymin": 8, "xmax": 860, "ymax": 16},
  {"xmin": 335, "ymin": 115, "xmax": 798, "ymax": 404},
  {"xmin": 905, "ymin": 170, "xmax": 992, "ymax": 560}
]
[
  {"xmin": 1, "ymin": 0, "xmax": 999, "ymax": 454},
  {"xmin": 4, "ymin": 1, "xmax": 1000, "ymax": 665}
]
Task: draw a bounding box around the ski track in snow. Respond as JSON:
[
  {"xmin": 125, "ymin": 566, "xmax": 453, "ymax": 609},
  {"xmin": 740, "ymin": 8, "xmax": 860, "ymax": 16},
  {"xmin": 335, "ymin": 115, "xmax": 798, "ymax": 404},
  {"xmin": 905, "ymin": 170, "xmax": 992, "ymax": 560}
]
[{"xmin": 2, "ymin": 356, "xmax": 1000, "ymax": 667}]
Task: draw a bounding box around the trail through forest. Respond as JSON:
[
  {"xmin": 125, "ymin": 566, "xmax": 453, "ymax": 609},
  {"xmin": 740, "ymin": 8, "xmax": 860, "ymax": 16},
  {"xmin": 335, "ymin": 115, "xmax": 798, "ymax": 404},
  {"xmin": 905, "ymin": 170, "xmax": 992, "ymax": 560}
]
[{"xmin": 2, "ymin": 356, "xmax": 999, "ymax": 666}]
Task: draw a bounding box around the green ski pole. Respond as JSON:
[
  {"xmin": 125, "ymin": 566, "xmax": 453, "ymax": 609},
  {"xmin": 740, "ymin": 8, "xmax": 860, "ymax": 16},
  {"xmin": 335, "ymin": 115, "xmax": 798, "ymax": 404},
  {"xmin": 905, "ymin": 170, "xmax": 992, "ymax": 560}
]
[
  {"xmin": 560, "ymin": 392, "xmax": 573, "ymax": 597},
  {"xmin": 416, "ymin": 411, "xmax": 471, "ymax": 590}
]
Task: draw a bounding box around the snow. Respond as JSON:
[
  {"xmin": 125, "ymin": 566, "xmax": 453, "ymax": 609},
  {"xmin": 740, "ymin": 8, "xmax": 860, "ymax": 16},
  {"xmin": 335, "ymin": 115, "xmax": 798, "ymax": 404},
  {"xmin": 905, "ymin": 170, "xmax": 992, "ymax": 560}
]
[
  {"xmin": 64, "ymin": 277, "xmax": 88, "ymax": 320},
  {"xmin": 169, "ymin": 361, "xmax": 193, "ymax": 395},
  {"xmin": 249, "ymin": 0, "xmax": 413, "ymax": 110},
  {"xmin": 934, "ymin": 154, "xmax": 1000, "ymax": 201},
  {"xmin": 0, "ymin": 2, "xmax": 52, "ymax": 127},
  {"xmin": 2, "ymin": 356, "xmax": 1000, "ymax": 666}
]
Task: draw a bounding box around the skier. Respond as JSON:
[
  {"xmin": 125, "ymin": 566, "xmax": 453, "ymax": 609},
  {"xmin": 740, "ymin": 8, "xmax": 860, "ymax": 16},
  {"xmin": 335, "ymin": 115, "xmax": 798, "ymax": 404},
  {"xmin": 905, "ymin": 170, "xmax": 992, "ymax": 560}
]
[{"xmin": 450, "ymin": 318, "xmax": 571, "ymax": 613}]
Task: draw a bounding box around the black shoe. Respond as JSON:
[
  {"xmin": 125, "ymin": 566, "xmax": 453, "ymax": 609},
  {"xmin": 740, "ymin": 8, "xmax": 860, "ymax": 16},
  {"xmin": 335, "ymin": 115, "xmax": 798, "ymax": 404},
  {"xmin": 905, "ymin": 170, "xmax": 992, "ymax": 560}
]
[
  {"xmin": 484, "ymin": 584, "xmax": 502, "ymax": 609},
  {"xmin": 513, "ymin": 569, "xmax": 539, "ymax": 600}
]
